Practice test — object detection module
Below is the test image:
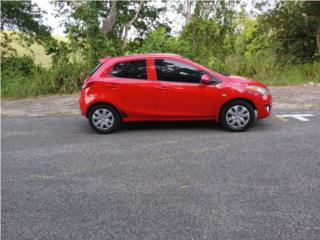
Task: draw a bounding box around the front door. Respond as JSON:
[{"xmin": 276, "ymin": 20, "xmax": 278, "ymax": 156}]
[{"xmin": 154, "ymin": 59, "xmax": 216, "ymax": 117}]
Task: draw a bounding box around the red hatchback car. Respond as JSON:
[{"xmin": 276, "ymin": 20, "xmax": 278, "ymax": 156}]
[{"xmin": 80, "ymin": 53, "xmax": 272, "ymax": 133}]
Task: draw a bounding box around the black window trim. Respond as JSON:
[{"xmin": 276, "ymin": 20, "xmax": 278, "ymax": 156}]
[
  {"xmin": 154, "ymin": 57, "xmax": 208, "ymax": 85},
  {"xmin": 89, "ymin": 62, "xmax": 103, "ymax": 76},
  {"xmin": 107, "ymin": 58, "xmax": 149, "ymax": 80},
  {"xmin": 155, "ymin": 58, "xmax": 216, "ymax": 85}
]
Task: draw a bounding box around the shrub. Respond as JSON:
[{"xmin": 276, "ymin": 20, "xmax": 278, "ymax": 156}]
[
  {"xmin": 1, "ymin": 55, "xmax": 89, "ymax": 98},
  {"xmin": 1, "ymin": 55, "xmax": 35, "ymax": 75}
]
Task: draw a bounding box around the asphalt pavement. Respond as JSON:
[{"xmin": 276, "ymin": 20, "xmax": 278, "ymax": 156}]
[{"xmin": 2, "ymin": 109, "xmax": 320, "ymax": 240}]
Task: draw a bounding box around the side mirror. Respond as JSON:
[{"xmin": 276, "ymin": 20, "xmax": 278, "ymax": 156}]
[{"xmin": 201, "ymin": 74, "xmax": 211, "ymax": 84}]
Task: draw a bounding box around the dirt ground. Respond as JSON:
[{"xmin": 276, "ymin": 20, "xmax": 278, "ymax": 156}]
[{"xmin": 1, "ymin": 84, "xmax": 320, "ymax": 117}]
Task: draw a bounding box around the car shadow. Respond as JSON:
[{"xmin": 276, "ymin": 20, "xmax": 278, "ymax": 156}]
[
  {"xmin": 80, "ymin": 118, "xmax": 272, "ymax": 134},
  {"xmin": 122, "ymin": 120, "xmax": 222, "ymax": 132}
]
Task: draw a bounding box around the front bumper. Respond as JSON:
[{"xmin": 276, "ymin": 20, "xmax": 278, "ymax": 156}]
[{"xmin": 255, "ymin": 94, "xmax": 272, "ymax": 119}]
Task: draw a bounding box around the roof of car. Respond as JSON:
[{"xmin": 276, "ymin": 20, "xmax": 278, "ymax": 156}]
[
  {"xmin": 99, "ymin": 53, "xmax": 183, "ymax": 63},
  {"xmin": 128, "ymin": 53, "xmax": 182, "ymax": 58}
]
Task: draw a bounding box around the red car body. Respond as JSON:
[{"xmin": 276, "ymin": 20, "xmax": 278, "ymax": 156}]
[{"xmin": 80, "ymin": 53, "xmax": 271, "ymax": 125}]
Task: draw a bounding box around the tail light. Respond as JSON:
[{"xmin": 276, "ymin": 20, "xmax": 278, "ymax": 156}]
[{"xmin": 82, "ymin": 80, "xmax": 95, "ymax": 89}]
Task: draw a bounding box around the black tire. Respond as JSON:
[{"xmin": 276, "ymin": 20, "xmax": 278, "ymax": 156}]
[
  {"xmin": 220, "ymin": 100, "xmax": 255, "ymax": 132},
  {"xmin": 88, "ymin": 104, "xmax": 121, "ymax": 134}
]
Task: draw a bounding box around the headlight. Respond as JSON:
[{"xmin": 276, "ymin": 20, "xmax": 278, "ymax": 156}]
[{"xmin": 246, "ymin": 86, "xmax": 270, "ymax": 95}]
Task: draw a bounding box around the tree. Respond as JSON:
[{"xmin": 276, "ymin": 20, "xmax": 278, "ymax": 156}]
[
  {"xmin": 180, "ymin": 0, "xmax": 239, "ymax": 64},
  {"xmin": 234, "ymin": 9, "xmax": 270, "ymax": 58},
  {"xmin": 185, "ymin": 0, "xmax": 194, "ymax": 23},
  {"xmin": 133, "ymin": 27, "xmax": 192, "ymax": 58},
  {"xmin": 101, "ymin": 0, "xmax": 118, "ymax": 36},
  {"xmin": 122, "ymin": 0, "xmax": 144, "ymax": 49},
  {"xmin": 0, "ymin": 1, "xmax": 51, "ymax": 56},
  {"xmin": 53, "ymin": 0, "xmax": 166, "ymax": 65},
  {"xmin": 260, "ymin": 1, "xmax": 320, "ymax": 63}
]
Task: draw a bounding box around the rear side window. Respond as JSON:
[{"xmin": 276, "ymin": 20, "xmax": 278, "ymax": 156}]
[
  {"xmin": 109, "ymin": 60, "xmax": 147, "ymax": 80},
  {"xmin": 155, "ymin": 59, "xmax": 202, "ymax": 83}
]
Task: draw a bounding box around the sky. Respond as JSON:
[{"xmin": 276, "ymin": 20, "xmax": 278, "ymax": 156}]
[{"xmin": 32, "ymin": 0, "xmax": 65, "ymax": 35}]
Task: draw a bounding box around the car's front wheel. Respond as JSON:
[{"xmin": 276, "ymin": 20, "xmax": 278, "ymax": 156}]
[
  {"xmin": 88, "ymin": 104, "xmax": 121, "ymax": 134},
  {"xmin": 220, "ymin": 100, "xmax": 255, "ymax": 132}
]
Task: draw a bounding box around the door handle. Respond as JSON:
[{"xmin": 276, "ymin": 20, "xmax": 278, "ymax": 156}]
[
  {"xmin": 106, "ymin": 83, "xmax": 119, "ymax": 90},
  {"xmin": 157, "ymin": 86, "xmax": 169, "ymax": 91}
]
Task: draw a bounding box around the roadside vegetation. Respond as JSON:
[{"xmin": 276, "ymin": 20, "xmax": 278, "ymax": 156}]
[
  {"xmin": 3, "ymin": 31, "xmax": 68, "ymax": 67},
  {"xmin": 1, "ymin": 1, "xmax": 320, "ymax": 98}
]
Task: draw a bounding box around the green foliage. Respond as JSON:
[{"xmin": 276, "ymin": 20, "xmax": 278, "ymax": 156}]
[
  {"xmin": 1, "ymin": 55, "xmax": 85, "ymax": 98},
  {"xmin": 1, "ymin": 55, "xmax": 35, "ymax": 75},
  {"xmin": 259, "ymin": 1, "xmax": 320, "ymax": 63},
  {"xmin": 0, "ymin": 1, "xmax": 51, "ymax": 57},
  {"xmin": 1, "ymin": 56, "xmax": 53, "ymax": 98},
  {"xmin": 259, "ymin": 63, "xmax": 320, "ymax": 86},
  {"xmin": 65, "ymin": 1, "xmax": 120, "ymax": 65},
  {"xmin": 54, "ymin": 0, "xmax": 167, "ymax": 66},
  {"xmin": 182, "ymin": 19, "xmax": 222, "ymax": 58},
  {"xmin": 132, "ymin": 27, "xmax": 193, "ymax": 58},
  {"xmin": 180, "ymin": 0, "xmax": 238, "ymax": 64},
  {"xmin": 49, "ymin": 61, "xmax": 87, "ymax": 93}
]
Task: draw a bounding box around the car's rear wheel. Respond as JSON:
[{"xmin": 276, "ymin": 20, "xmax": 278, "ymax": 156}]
[
  {"xmin": 220, "ymin": 100, "xmax": 255, "ymax": 132},
  {"xmin": 88, "ymin": 104, "xmax": 121, "ymax": 134}
]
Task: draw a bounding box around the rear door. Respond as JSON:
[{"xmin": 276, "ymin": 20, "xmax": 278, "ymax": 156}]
[
  {"xmin": 154, "ymin": 59, "xmax": 216, "ymax": 117},
  {"xmin": 107, "ymin": 59, "xmax": 156, "ymax": 117}
]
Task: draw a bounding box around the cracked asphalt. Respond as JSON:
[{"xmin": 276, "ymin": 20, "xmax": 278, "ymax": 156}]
[{"xmin": 2, "ymin": 109, "xmax": 320, "ymax": 240}]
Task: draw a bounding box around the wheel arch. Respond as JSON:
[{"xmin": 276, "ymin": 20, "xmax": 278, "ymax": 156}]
[
  {"xmin": 217, "ymin": 98, "xmax": 256, "ymax": 121},
  {"xmin": 86, "ymin": 101, "xmax": 125, "ymax": 118}
]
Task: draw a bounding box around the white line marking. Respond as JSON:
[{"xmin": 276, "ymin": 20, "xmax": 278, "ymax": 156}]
[{"xmin": 275, "ymin": 114, "xmax": 314, "ymax": 122}]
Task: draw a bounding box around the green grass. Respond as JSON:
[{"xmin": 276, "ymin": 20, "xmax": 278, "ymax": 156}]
[
  {"xmin": 258, "ymin": 63, "xmax": 320, "ymax": 86},
  {"xmin": 3, "ymin": 31, "xmax": 68, "ymax": 68},
  {"xmin": 10, "ymin": 39, "xmax": 52, "ymax": 67},
  {"xmin": 1, "ymin": 58, "xmax": 88, "ymax": 99},
  {"xmin": 1, "ymin": 69, "xmax": 55, "ymax": 98}
]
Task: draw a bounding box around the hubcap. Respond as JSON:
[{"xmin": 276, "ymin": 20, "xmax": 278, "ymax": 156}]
[
  {"xmin": 226, "ymin": 105, "xmax": 250, "ymax": 129},
  {"xmin": 92, "ymin": 108, "xmax": 114, "ymax": 130}
]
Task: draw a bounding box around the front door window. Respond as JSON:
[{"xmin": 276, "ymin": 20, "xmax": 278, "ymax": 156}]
[{"xmin": 155, "ymin": 59, "xmax": 203, "ymax": 83}]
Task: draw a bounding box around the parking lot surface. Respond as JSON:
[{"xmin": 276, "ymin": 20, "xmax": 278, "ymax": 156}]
[{"xmin": 2, "ymin": 109, "xmax": 320, "ymax": 239}]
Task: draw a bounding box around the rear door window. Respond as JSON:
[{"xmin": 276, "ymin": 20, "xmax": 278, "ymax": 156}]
[{"xmin": 109, "ymin": 60, "xmax": 147, "ymax": 80}]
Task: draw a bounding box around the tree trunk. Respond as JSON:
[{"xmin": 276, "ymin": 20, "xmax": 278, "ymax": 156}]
[
  {"xmin": 317, "ymin": 21, "xmax": 320, "ymax": 53},
  {"xmin": 122, "ymin": 0, "xmax": 144, "ymax": 49},
  {"xmin": 101, "ymin": 0, "xmax": 118, "ymax": 36},
  {"xmin": 68, "ymin": 0, "xmax": 80, "ymax": 9},
  {"xmin": 185, "ymin": 0, "xmax": 193, "ymax": 23}
]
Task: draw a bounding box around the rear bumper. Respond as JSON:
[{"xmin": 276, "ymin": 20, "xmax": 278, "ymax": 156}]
[{"xmin": 79, "ymin": 90, "xmax": 87, "ymax": 117}]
